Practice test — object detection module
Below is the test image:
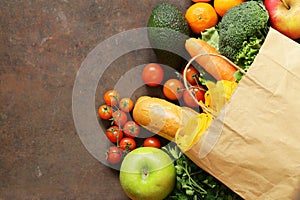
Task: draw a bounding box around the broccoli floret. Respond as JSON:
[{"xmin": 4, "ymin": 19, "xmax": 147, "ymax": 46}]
[{"xmin": 219, "ymin": 1, "xmax": 269, "ymax": 74}]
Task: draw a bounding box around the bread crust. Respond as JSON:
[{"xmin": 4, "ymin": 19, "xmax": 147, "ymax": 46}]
[{"xmin": 133, "ymin": 96, "xmax": 198, "ymax": 141}]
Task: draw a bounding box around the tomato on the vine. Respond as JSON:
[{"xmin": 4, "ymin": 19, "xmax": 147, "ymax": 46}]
[
  {"xmin": 119, "ymin": 98, "xmax": 134, "ymax": 113},
  {"xmin": 182, "ymin": 65, "xmax": 200, "ymax": 86},
  {"xmin": 143, "ymin": 137, "xmax": 161, "ymax": 148},
  {"xmin": 112, "ymin": 110, "xmax": 128, "ymax": 126},
  {"xmin": 98, "ymin": 104, "xmax": 113, "ymax": 120},
  {"xmin": 119, "ymin": 137, "xmax": 137, "ymax": 151},
  {"xmin": 109, "ymin": 146, "xmax": 124, "ymax": 155},
  {"xmin": 104, "ymin": 90, "xmax": 120, "ymax": 106},
  {"xmin": 142, "ymin": 63, "xmax": 164, "ymax": 87},
  {"xmin": 123, "ymin": 121, "xmax": 140, "ymax": 138},
  {"xmin": 163, "ymin": 79, "xmax": 184, "ymax": 100},
  {"xmin": 183, "ymin": 86, "xmax": 206, "ymax": 107},
  {"xmin": 107, "ymin": 146, "xmax": 123, "ymax": 164},
  {"xmin": 106, "ymin": 125, "xmax": 123, "ymax": 143}
]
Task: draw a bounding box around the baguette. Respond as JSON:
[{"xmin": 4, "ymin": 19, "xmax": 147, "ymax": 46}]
[{"xmin": 133, "ymin": 96, "xmax": 199, "ymax": 141}]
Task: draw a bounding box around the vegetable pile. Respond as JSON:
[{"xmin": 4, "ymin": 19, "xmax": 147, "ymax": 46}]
[
  {"xmin": 97, "ymin": 0, "xmax": 300, "ymax": 199},
  {"xmin": 218, "ymin": 0, "xmax": 270, "ymax": 81},
  {"xmin": 163, "ymin": 145, "xmax": 242, "ymax": 200}
]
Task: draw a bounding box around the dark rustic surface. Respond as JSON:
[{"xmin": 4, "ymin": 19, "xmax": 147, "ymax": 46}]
[{"xmin": 0, "ymin": 0, "xmax": 191, "ymax": 199}]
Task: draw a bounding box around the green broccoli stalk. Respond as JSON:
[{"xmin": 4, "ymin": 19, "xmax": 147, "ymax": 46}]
[
  {"xmin": 233, "ymin": 35, "xmax": 266, "ymax": 81},
  {"xmin": 218, "ymin": 1, "xmax": 269, "ymax": 81}
]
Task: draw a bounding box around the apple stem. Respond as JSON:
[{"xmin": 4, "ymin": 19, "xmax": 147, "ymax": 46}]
[
  {"xmin": 280, "ymin": 0, "xmax": 290, "ymax": 9},
  {"xmin": 142, "ymin": 168, "xmax": 149, "ymax": 179}
]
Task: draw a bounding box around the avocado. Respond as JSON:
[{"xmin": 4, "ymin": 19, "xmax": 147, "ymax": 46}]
[{"xmin": 147, "ymin": 3, "xmax": 191, "ymax": 70}]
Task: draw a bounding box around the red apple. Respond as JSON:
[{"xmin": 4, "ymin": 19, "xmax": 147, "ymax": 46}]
[{"xmin": 264, "ymin": 0, "xmax": 300, "ymax": 39}]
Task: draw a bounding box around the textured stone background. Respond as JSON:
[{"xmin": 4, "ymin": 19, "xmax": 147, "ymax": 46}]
[{"xmin": 0, "ymin": 0, "xmax": 191, "ymax": 199}]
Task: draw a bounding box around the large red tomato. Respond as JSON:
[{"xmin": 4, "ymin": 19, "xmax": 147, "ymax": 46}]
[
  {"xmin": 142, "ymin": 63, "xmax": 164, "ymax": 87},
  {"xmin": 163, "ymin": 79, "xmax": 184, "ymax": 100}
]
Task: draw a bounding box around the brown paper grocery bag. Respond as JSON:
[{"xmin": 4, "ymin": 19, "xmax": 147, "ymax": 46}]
[{"xmin": 186, "ymin": 28, "xmax": 300, "ymax": 200}]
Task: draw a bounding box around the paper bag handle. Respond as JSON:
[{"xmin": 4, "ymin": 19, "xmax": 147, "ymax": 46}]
[{"xmin": 182, "ymin": 53, "xmax": 245, "ymax": 117}]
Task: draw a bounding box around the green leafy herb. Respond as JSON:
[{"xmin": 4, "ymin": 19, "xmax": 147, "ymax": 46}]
[{"xmin": 163, "ymin": 145, "xmax": 243, "ymax": 200}]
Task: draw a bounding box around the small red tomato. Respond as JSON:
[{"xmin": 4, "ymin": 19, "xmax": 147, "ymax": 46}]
[
  {"xmin": 104, "ymin": 90, "xmax": 120, "ymax": 106},
  {"xmin": 163, "ymin": 79, "xmax": 184, "ymax": 100},
  {"xmin": 142, "ymin": 63, "xmax": 164, "ymax": 87},
  {"xmin": 119, "ymin": 98, "xmax": 134, "ymax": 113},
  {"xmin": 107, "ymin": 148, "xmax": 122, "ymax": 164},
  {"xmin": 98, "ymin": 104, "xmax": 113, "ymax": 120},
  {"xmin": 119, "ymin": 137, "xmax": 137, "ymax": 151},
  {"xmin": 109, "ymin": 146, "xmax": 123, "ymax": 154},
  {"xmin": 112, "ymin": 110, "xmax": 128, "ymax": 126},
  {"xmin": 143, "ymin": 137, "xmax": 161, "ymax": 148},
  {"xmin": 123, "ymin": 121, "xmax": 140, "ymax": 138},
  {"xmin": 106, "ymin": 125, "xmax": 123, "ymax": 143},
  {"xmin": 182, "ymin": 65, "xmax": 200, "ymax": 86},
  {"xmin": 183, "ymin": 86, "xmax": 206, "ymax": 107}
]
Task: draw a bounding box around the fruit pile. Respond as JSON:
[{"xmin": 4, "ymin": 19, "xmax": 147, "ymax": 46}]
[
  {"xmin": 186, "ymin": 0, "xmax": 299, "ymax": 40},
  {"xmin": 97, "ymin": 0, "xmax": 300, "ymax": 199}
]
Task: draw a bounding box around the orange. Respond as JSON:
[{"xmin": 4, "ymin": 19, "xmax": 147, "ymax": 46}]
[
  {"xmin": 214, "ymin": 0, "xmax": 245, "ymax": 17},
  {"xmin": 185, "ymin": 3, "xmax": 218, "ymax": 34}
]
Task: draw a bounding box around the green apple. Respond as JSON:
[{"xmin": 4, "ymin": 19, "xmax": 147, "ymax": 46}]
[{"xmin": 119, "ymin": 147, "xmax": 176, "ymax": 200}]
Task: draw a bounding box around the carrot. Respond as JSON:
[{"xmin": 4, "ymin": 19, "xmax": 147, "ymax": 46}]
[{"xmin": 185, "ymin": 38, "xmax": 237, "ymax": 81}]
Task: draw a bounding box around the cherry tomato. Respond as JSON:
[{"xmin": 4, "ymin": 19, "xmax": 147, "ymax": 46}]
[
  {"xmin": 183, "ymin": 86, "xmax": 206, "ymax": 107},
  {"xmin": 143, "ymin": 137, "xmax": 161, "ymax": 148},
  {"xmin": 163, "ymin": 79, "xmax": 184, "ymax": 100},
  {"xmin": 112, "ymin": 110, "xmax": 128, "ymax": 126},
  {"xmin": 106, "ymin": 125, "xmax": 123, "ymax": 143},
  {"xmin": 182, "ymin": 65, "xmax": 200, "ymax": 86},
  {"xmin": 142, "ymin": 63, "xmax": 164, "ymax": 87},
  {"xmin": 104, "ymin": 90, "xmax": 120, "ymax": 106},
  {"xmin": 107, "ymin": 147, "xmax": 122, "ymax": 164},
  {"xmin": 123, "ymin": 121, "xmax": 140, "ymax": 138},
  {"xmin": 119, "ymin": 137, "xmax": 137, "ymax": 151},
  {"xmin": 119, "ymin": 98, "xmax": 134, "ymax": 113},
  {"xmin": 109, "ymin": 146, "xmax": 124, "ymax": 154},
  {"xmin": 97, "ymin": 104, "xmax": 113, "ymax": 120}
]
